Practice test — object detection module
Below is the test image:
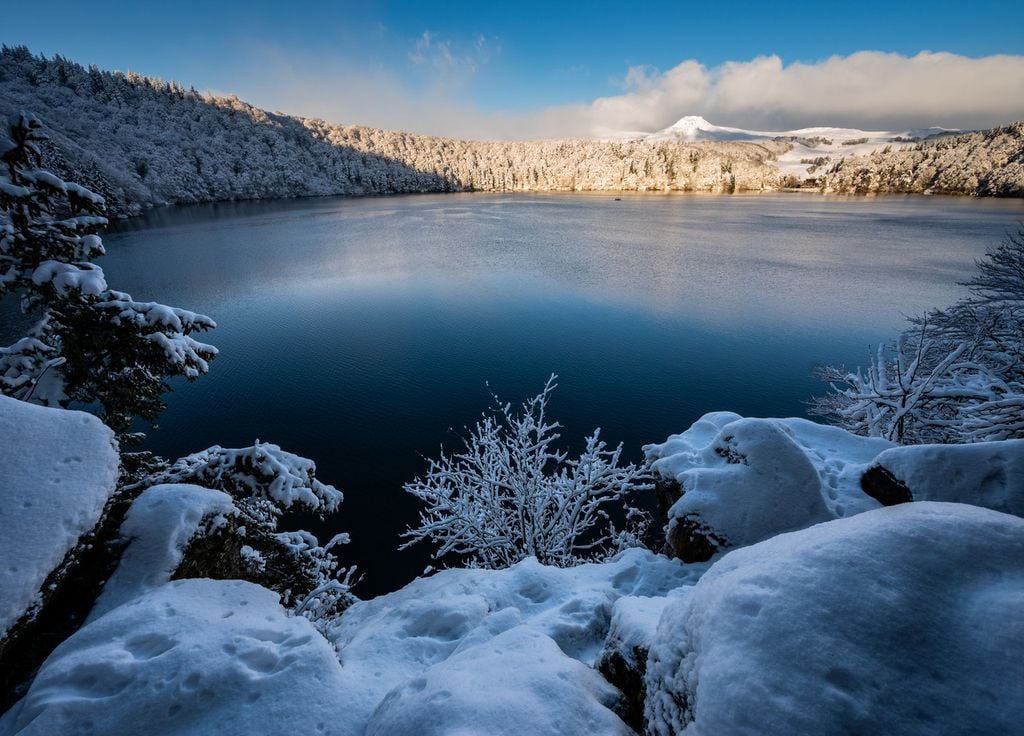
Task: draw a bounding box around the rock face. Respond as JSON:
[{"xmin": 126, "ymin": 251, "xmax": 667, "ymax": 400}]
[
  {"xmin": 0, "ymin": 397, "xmax": 120, "ymax": 638},
  {"xmin": 866, "ymin": 440, "xmax": 1024, "ymax": 515},
  {"xmin": 644, "ymin": 413, "xmax": 892, "ymax": 561},
  {"xmin": 597, "ymin": 595, "xmax": 681, "ymax": 732},
  {"xmin": 644, "ymin": 503, "xmax": 1024, "ymax": 736}
]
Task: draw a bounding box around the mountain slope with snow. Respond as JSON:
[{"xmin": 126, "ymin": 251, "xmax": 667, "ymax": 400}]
[{"xmin": 638, "ymin": 115, "xmax": 963, "ymax": 178}]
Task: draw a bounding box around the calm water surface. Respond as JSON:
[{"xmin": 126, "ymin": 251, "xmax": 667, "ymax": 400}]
[{"xmin": 91, "ymin": 192, "xmax": 1022, "ymax": 593}]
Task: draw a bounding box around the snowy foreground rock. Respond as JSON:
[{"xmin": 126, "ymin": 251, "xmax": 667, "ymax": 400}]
[
  {"xmin": 644, "ymin": 412, "xmax": 1024, "ymax": 561},
  {"xmin": 866, "ymin": 440, "xmax": 1024, "ymax": 513},
  {"xmin": 0, "ymin": 396, "xmax": 118, "ymax": 638},
  {"xmin": 1, "ymin": 579, "xmax": 349, "ymax": 736},
  {"xmin": 645, "ymin": 503, "xmax": 1024, "ymax": 735},
  {"xmin": 644, "ymin": 412, "xmax": 894, "ymax": 561}
]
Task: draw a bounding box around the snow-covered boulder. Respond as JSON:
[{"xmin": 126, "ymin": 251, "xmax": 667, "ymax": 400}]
[
  {"xmin": 366, "ymin": 625, "xmax": 633, "ymax": 736},
  {"xmin": 1, "ymin": 579, "xmax": 350, "ymax": 736},
  {"xmin": 0, "ymin": 396, "xmax": 118, "ymax": 637},
  {"xmin": 644, "ymin": 413, "xmax": 892, "ymax": 561},
  {"xmin": 862, "ymin": 440, "xmax": 1024, "ymax": 514},
  {"xmin": 644, "ymin": 503, "xmax": 1024, "ymax": 735},
  {"xmin": 326, "ymin": 548, "xmax": 701, "ymax": 733},
  {"xmin": 89, "ymin": 484, "xmax": 236, "ymax": 620}
]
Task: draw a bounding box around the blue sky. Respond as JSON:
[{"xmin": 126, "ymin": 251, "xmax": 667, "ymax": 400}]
[{"xmin": 5, "ymin": 1, "xmax": 1024, "ymax": 137}]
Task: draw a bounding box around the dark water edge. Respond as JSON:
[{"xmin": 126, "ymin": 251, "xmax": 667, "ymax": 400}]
[{"xmin": 8, "ymin": 191, "xmax": 1023, "ymax": 596}]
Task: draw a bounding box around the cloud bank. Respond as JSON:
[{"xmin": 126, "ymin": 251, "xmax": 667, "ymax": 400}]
[{"xmin": 238, "ymin": 49, "xmax": 1024, "ymax": 140}]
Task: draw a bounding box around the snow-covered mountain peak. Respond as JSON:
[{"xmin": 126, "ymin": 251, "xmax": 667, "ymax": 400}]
[
  {"xmin": 669, "ymin": 115, "xmax": 714, "ymax": 130},
  {"xmin": 664, "ymin": 116, "xmax": 719, "ymax": 139}
]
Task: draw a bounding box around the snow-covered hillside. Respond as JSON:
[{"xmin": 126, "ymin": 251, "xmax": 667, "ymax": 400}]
[
  {"xmin": 0, "ymin": 48, "xmax": 784, "ymax": 215},
  {"xmin": 637, "ymin": 115, "xmax": 960, "ymax": 178}
]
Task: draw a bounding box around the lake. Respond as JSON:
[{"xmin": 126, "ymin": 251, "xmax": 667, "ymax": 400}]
[{"xmin": 88, "ymin": 192, "xmax": 1024, "ymax": 593}]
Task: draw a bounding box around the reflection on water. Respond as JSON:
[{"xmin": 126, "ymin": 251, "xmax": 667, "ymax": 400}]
[{"xmin": 94, "ymin": 193, "xmax": 1024, "ymax": 594}]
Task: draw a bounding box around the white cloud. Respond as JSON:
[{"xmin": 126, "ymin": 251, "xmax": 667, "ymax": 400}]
[{"xmin": 233, "ymin": 48, "xmax": 1024, "ymax": 140}]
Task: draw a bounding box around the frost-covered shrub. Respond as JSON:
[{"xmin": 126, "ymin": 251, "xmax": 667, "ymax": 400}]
[
  {"xmin": 813, "ymin": 231, "xmax": 1024, "ymax": 443},
  {"xmin": 402, "ymin": 376, "xmax": 651, "ymax": 569},
  {"xmin": 0, "ymin": 109, "xmax": 216, "ymax": 439}
]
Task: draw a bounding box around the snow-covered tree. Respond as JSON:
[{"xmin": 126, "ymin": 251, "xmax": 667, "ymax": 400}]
[
  {"xmin": 812, "ymin": 231, "xmax": 1024, "ymax": 443},
  {"xmin": 0, "ymin": 109, "xmax": 217, "ymax": 439},
  {"xmin": 143, "ymin": 441, "xmax": 357, "ymax": 629},
  {"xmin": 402, "ymin": 376, "xmax": 651, "ymax": 569}
]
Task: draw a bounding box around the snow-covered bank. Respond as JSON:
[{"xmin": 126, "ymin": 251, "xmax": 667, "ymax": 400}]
[
  {"xmin": 2, "ymin": 401, "xmax": 1022, "ymax": 734},
  {"xmin": 326, "ymin": 549, "xmax": 701, "ymax": 734}
]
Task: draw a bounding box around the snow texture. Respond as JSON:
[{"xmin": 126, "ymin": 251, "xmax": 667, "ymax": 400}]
[
  {"xmin": 871, "ymin": 440, "xmax": 1024, "ymax": 515},
  {"xmin": 644, "ymin": 503, "xmax": 1024, "ymax": 736},
  {"xmin": 88, "ymin": 484, "xmax": 236, "ymax": 621},
  {"xmin": 0, "ymin": 395, "xmax": 118, "ymax": 638},
  {"xmin": 326, "ymin": 548, "xmax": 701, "ymax": 734},
  {"xmin": 645, "ymin": 412, "xmax": 893, "ymax": 550},
  {"xmin": 366, "ymin": 625, "xmax": 633, "ymax": 736},
  {"xmin": 2, "ymin": 579, "xmax": 350, "ymax": 736}
]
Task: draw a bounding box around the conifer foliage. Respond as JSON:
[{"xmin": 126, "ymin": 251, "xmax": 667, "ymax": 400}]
[{"xmin": 0, "ymin": 110, "xmax": 216, "ymax": 439}]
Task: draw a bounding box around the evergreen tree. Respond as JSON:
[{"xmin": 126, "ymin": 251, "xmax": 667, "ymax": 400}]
[{"xmin": 0, "ymin": 110, "xmax": 217, "ymax": 440}]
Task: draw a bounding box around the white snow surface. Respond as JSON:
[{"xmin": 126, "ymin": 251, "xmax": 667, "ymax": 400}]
[
  {"xmin": 0, "ymin": 396, "xmax": 118, "ymax": 638},
  {"xmin": 326, "ymin": 548, "xmax": 702, "ymax": 734},
  {"xmin": 645, "ymin": 412, "xmax": 893, "ymax": 550},
  {"xmin": 89, "ymin": 484, "xmax": 236, "ymax": 621},
  {"xmin": 2, "ymin": 579, "xmax": 350, "ymax": 736},
  {"xmin": 366, "ymin": 624, "xmax": 633, "ymax": 736},
  {"xmin": 871, "ymin": 440, "xmax": 1024, "ymax": 515},
  {"xmin": 644, "ymin": 503, "xmax": 1024, "ymax": 736}
]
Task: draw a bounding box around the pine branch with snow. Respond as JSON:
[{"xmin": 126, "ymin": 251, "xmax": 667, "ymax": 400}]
[{"xmin": 0, "ymin": 110, "xmax": 217, "ymax": 438}]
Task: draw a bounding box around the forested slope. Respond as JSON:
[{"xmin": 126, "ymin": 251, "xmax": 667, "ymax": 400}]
[
  {"xmin": 0, "ymin": 47, "xmax": 785, "ymax": 215},
  {"xmin": 819, "ymin": 124, "xmax": 1024, "ymax": 196}
]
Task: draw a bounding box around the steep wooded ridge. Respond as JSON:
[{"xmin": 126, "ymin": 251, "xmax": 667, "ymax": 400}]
[
  {"xmin": 819, "ymin": 124, "xmax": 1024, "ymax": 196},
  {"xmin": 0, "ymin": 47, "xmax": 783, "ymax": 215}
]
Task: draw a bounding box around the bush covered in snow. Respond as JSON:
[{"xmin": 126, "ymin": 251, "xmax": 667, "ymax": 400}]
[
  {"xmin": 402, "ymin": 377, "xmax": 651, "ymax": 569},
  {"xmin": 813, "ymin": 230, "xmax": 1024, "ymax": 444}
]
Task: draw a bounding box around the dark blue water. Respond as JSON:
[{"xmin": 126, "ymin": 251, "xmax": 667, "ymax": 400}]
[{"xmin": 95, "ymin": 192, "xmax": 1023, "ymax": 595}]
